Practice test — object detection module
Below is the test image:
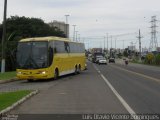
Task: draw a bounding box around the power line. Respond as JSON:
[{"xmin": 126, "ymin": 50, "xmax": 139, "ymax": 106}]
[
  {"xmin": 149, "ymin": 16, "xmax": 158, "ymax": 51},
  {"xmin": 82, "ymin": 32, "xmax": 137, "ymax": 39},
  {"xmin": 137, "ymin": 29, "xmax": 143, "ymax": 60}
]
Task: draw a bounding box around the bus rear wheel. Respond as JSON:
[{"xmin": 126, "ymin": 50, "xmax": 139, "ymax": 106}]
[
  {"xmin": 74, "ymin": 66, "xmax": 78, "ymax": 75},
  {"xmin": 54, "ymin": 69, "xmax": 59, "ymax": 80},
  {"xmin": 77, "ymin": 65, "xmax": 81, "ymax": 74}
]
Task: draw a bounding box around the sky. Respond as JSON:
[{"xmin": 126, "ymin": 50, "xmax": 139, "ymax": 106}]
[{"xmin": 0, "ymin": 0, "xmax": 160, "ymax": 49}]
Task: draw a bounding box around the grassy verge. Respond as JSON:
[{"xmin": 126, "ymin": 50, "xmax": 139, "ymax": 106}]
[
  {"xmin": 131, "ymin": 61, "xmax": 160, "ymax": 67},
  {"xmin": 131, "ymin": 60, "xmax": 142, "ymax": 64},
  {"xmin": 0, "ymin": 71, "xmax": 16, "ymax": 80},
  {"xmin": 0, "ymin": 90, "xmax": 32, "ymax": 111}
]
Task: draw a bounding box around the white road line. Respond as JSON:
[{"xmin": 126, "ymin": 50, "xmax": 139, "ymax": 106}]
[
  {"xmin": 100, "ymin": 74, "xmax": 136, "ymax": 114},
  {"xmin": 110, "ymin": 65, "xmax": 160, "ymax": 83},
  {"xmin": 93, "ymin": 64, "xmax": 140, "ymax": 120}
]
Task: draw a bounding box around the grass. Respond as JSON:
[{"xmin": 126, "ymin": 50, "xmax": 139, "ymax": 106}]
[
  {"xmin": 0, "ymin": 90, "xmax": 32, "ymax": 111},
  {"xmin": 131, "ymin": 60, "xmax": 160, "ymax": 67},
  {"xmin": 0, "ymin": 71, "xmax": 16, "ymax": 80},
  {"xmin": 131, "ymin": 60, "xmax": 142, "ymax": 64}
]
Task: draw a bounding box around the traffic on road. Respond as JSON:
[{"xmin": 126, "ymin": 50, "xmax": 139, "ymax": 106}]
[{"xmin": 1, "ymin": 60, "xmax": 160, "ymax": 114}]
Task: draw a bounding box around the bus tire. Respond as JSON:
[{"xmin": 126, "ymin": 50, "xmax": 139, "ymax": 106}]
[
  {"xmin": 27, "ymin": 79, "xmax": 34, "ymax": 82},
  {"xmin": 74, "ymin": 66, "xmax": 78, "ymax": 75},
  {"xmin": 54, "ymin": 69, "xmax": 59, "ymax": 80},
  {"xmin": 77, "ymin": 65, "xmax": 81, "ymax": 74}
]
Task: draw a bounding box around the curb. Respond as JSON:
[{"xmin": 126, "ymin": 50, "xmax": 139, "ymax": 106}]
[
  {"xmin": 0, "ymin": 78, "xmax": 18, "ymax": 84},
  {"xmin": 0, "ymin": 90, "xmax": 39, "ymax": 115}
]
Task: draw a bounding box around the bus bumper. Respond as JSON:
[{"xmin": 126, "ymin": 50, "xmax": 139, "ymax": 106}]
[{"xmin": 16, "ymin": 69, "xmax": 52, "ymax": 80}]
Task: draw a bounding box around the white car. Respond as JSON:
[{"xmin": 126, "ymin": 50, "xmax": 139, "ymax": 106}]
[
  {"xmin": 95, "ymin": 56, "xmax": 103, "ymax": 63},
  {"xmin": 98, "ymin": 58, "xmax": 107, "ymax": 65}
]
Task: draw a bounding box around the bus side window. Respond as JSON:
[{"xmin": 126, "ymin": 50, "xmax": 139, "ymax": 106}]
[
  {"xmin": 48, "ymin": 47, "xmax": 53, "ymax": 66},
  {"xmin": 64, "ymin": 42, "xmax": 70, "ymax": 53}
]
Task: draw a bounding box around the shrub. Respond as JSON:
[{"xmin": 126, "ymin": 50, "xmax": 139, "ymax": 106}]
[{"xmin": 154, "ymin": 54, "xmax": 160, "ymax": 65}]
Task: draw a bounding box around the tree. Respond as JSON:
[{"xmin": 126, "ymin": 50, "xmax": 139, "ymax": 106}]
[
  {"xmin": 123, "ymin": 48, "xmax": 129, "ymax": 57},
  {"xmin": 154, "ymin": 54, "xmax": 160, "ymax": 65},
  {"xmin": 0, "ymin": 16, "xmax": 65, "ymax": 71}
]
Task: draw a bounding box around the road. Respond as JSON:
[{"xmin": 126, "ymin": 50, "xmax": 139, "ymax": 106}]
[
  {"xmin": 1, "ymin": 60, "xmax": 160, "ymax": 115},
  {"xmin": 96, "ymin": 61, "xmax": 160, "ymax": 114}
]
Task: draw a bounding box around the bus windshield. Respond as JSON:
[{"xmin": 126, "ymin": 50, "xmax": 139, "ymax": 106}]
[{"xmin": 16, "ymin": 41, "xmax": 48, "ymax": 69}]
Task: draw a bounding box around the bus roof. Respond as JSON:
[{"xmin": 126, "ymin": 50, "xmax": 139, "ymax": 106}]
[{"xmin": 19, "ymin": 36, "xmax": 71, "ymax": 42}]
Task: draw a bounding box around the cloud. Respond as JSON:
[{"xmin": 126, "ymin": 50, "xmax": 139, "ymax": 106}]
[{"xmin": 0, "ymin": 0, "xmax": 160, "ymax": 49}]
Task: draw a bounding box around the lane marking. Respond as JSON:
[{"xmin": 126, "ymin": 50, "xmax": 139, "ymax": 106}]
[
  {"xmin": 110, "ymin": 65, "xmax": 160, "ymax": 83},
  {"xmin": 100, "ymin": 74, "xmax": 136, "ymax": 115},
  {"xmin": 93, "ymin": 64, "xmax": 139, "ymax": 120}
]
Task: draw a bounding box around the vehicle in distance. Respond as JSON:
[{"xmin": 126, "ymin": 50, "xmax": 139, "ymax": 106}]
[
  {"xmin": 16, "ymin": 36, "xmax": 86, "ymax": 81},
  {"xmin": 91, "ymin": 48, "xmax": 103, "ymax": 63},
  {"xmin": 95, "ymin": 55, "xmax": 104, "ymax": 64},
  {"xmin": 109, "ymin": 57, "xmax": 115, "ymax": 63},
  {"xmin": 98, "ymin": 57, "xmax": 107, "ymax": 65}
]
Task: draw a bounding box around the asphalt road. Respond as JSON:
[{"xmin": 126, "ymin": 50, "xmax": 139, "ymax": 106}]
[
  {"xmin": 1, "ymin": 60, "xmax": 160, "ymax": 116},
  {"xmin": 9, "ymin": 62, "xmax": 127, "ymax": 114},
  {"xmin": 116, "ymin": 59, "xmax": 160, "ymax": 80},
  {"xmin": 95, "ymin": 61, "xmax": 160, "ymax": 114}
]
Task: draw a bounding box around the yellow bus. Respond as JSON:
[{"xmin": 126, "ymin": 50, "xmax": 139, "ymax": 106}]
[{"xmin": 16, "ymin": 36, "xmax": 86, "ymax": 81}]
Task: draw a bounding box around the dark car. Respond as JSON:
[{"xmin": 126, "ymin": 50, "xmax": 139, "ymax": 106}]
[{"xmin": 109, "ymin": 58, "xmax": 115, "ymax": 63}]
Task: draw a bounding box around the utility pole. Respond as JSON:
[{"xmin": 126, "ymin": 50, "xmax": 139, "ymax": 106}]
[
  {"xmin": 111, "ymin": 35, "xmax": 112, "ymax": 49},
  {"xmin": 115, "ymin": 38, "xmax": 117, "ymax": 49},
  {"xmin": 123, "ymin": 40, "xmax": 124, "ymax": 49},
  {"xmin": 104, "ymin": 36, "xmax": 105, "ymax": 50},
  {"xmin": 1, "ymin": 0, "xmax": 7, "ymax": 73},
  {"xmin": 107, "ymin": 33, "xmax": 108, "ymax": 53},
  {"xmin": 137, "ymin": 29, "xmax": 143, "ymax": 60},
  {"xmin": 65, "ymin": 15, "xmax": 70, "ymax": 38},
  {"xmin": 72, "ymin": 25, "xmax": 76, "ymax": 41}
]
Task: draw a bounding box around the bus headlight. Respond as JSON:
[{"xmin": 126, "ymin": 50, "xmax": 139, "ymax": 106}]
[
  {"xmin": 17, "ymin": 72, "xmax": 22, "ymax": 74},
  {"xmin": 41, "ymin": 71, "xmax": 46, "ymax": 74}
]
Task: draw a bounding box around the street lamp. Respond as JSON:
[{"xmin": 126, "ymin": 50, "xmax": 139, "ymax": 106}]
[
  {"xmin": 72, "ymin": 25, "xmax": 76, "ymax": 41},
  {"xmin": 65, "ymin": 15, "xmax": 70, "ymax": 38},
  {"xmin": 106, "ymin": 33, "xmax": 109, "ymax": 53},
  {"xmin": 1, "ymin": 0, "xmax": 7, "ymax": 73}
]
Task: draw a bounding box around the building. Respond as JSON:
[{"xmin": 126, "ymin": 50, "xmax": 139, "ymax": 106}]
[
  {"xmin": 48, "ymin": 20, "xmax": 69, "ymax": 38},
  {"xmin": 128, "ymin": 45, "xmax": 136, "ymax": 51},
  {"xmin": 142, "ymin": 47, "xmax": 148, "ymax": 53}
]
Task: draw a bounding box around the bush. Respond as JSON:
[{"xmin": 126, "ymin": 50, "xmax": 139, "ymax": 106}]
[{"xmin": 154, "ymin": 54, "xmax": 160, "ymax": 65}]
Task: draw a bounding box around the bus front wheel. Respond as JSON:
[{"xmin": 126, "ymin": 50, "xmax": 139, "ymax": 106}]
[{"xmin": 27, "ymin": 79, "xmax": 34, "ymax": 82}]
